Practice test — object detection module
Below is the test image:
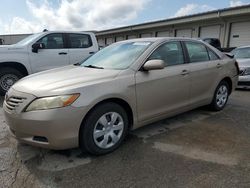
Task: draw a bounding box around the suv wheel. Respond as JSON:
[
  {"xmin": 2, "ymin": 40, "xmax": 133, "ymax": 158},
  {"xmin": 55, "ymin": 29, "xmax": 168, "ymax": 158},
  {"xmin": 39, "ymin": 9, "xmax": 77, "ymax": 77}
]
[
  {"xmin": 210, "ymin": 81, "xmax": 229, "ymax": 111},
  {"xmin": 0, "ymin": 67, "xmax": 24, "ymax": 96},
  {"xmin": 80, "ymin": 102, "xmax": 129, "ymax": 155}
]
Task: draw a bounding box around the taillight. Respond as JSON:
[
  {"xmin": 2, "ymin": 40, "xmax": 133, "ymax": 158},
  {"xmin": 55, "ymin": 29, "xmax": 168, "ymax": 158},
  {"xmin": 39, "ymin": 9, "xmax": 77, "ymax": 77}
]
[{"xmin": 235, "ymin": 61, "xmax": 240, "ymax": 75}]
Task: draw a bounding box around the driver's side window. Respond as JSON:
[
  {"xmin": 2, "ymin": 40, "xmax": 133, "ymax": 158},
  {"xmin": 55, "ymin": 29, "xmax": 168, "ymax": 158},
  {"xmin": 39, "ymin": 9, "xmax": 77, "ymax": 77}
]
[
  {"xmin": 37, "ymin": 33, "xmax": 64, "ymax": 49},
  {"xmin": 148, "ymin": 41, "xmax": 184, "ymax": 66}
]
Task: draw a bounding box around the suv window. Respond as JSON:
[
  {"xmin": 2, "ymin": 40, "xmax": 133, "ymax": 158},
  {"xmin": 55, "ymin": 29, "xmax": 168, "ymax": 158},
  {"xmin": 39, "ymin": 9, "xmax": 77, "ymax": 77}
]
[
  {"xmin": 38, "ymin": 33, "xmax": 64, "ymax": 49},
  {"xmin": 185, "ymin": 42, "xmax": 209, "ymax": 63},
  {"xmin": 148, "ymin": 41, "xmax": 184, "ymax": 66},
  {"xmin": 69, "ymin": 34, "xmax": 92, "ymax": 48}
]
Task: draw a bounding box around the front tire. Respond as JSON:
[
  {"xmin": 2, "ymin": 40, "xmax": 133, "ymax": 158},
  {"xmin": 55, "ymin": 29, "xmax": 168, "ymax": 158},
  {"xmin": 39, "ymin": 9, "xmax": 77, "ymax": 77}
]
[
  {"xmin": 79, "ymin": 102, "xmax": 129, "ymax": 155},
  {"xmin": 0, "ymin": 67, "xmax": 24, "ymax": 95},
  {"xmin": 209, "ymin": 80, "xmax": 229, "ymax": 111}
]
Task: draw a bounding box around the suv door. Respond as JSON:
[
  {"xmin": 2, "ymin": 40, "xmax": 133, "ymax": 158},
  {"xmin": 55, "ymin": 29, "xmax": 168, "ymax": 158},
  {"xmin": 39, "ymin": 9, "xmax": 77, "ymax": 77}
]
[
  {"xmin": 29, "ymin": 33, "xmax": 69, "ymax": 73},
  {"xmin": 135, "ymin": 41, "xmax": 191, "ymax": 123},
  {"xmin": 67, "ymin": 33, "xmax": 96, "ymax": 64},
  {"xmin": 184, "ymin": 41, "xmax": 222, "ymax": 105}
]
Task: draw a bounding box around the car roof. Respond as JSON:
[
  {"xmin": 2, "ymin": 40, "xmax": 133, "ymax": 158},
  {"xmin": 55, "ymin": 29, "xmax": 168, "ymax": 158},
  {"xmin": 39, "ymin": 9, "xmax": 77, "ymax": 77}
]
[
  {"xmin": 37, "ymin": 31, "xmax": 95, "ymax": 35},
  {"xmin": 117, "ymin": 37, "xmax": 206, "ymax": 44}
]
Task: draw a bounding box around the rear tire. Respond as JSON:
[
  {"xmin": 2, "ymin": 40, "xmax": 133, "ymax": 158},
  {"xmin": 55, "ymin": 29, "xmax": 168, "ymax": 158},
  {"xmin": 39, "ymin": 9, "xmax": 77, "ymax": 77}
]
[
  {"xmin": 79, "ymin": 102, "xmax": 129, "ymax": 155},
  {"xmin": 0, "ymin": 67, "xmax": 24, "ymax": 96},
  {"xmin": 209, "ymin": 80, "xmax": 229, "ymax": 111}
]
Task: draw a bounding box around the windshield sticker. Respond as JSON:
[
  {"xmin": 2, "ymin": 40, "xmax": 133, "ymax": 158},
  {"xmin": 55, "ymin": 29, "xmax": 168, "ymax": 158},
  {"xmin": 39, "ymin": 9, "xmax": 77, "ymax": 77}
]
[{"xmin": 133, "ymin": 42, "xmax": 151, "ymax": 46}]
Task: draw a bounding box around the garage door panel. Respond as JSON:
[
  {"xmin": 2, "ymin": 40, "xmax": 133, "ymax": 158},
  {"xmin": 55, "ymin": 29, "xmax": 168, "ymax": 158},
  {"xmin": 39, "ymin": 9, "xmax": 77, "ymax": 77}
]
[
  {"xmin": 200, "ymin": 25, "xmax": 221, "ymax": 39},
  {"xmin": 127, "ymin": 35, "xmax": 137, "ymax": 39},
  {"xmin": 106, "ymin": 37, "xmax": 113, "ymax": 45},
  {"xmin": 157, "ymin": 31, "xmax": 170, "ymax": 37},
  {"xmin": 230, "ymin": 22, "xmax": 250, "ymax": 47},
  {"xmin": 140, "ymin": 33, "xmax": 152, "ymax": 38},
  {"xmin": 116, "ymin": 36, "xmax": 124, "ymax": 42},
  {"xmin": 176, "ymin": 29, "xmax": 192, "ymax": 38}
]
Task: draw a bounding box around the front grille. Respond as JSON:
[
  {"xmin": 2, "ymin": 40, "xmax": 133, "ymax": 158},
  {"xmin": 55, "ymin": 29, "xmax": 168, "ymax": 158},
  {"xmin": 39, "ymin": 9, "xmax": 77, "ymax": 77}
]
[
  {"xmin": 5, "ymin": 96, "xmax": 26, "ymax": 111},
  {"xmin": 238, "ymin": 81, "xmax": 250, "ymax": 86}
]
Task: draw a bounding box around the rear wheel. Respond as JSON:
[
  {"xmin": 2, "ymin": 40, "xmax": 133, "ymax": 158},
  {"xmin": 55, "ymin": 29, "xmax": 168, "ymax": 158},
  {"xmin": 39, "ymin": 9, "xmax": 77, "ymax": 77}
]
[
  {"xmin": 79, "ymin": 102, "xmax": 129, "ymax": 155},
  {"xmin": 0, "ymin": 67, "xmax": 24, "ymax": 95},
  {"xmin": 210, "ymin": 80, "xmax": 229, "ymax": 111}
]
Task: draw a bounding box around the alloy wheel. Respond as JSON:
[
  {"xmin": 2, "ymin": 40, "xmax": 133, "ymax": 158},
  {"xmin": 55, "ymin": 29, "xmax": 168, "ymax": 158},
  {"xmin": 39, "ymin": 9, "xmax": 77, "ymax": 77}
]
[
  {"xmin": 93, "ymin": 112, "xmax": 124, "ymax": 149},
  {"xmin": 216, "ymin": 85, "xmax": 228, "ymax": 108}
]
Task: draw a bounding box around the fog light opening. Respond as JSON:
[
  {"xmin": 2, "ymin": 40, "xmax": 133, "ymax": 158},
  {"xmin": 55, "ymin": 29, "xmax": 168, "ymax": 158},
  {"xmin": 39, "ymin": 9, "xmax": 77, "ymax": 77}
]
[{"xmin": 33, "ymin": 136, "xmax": 48, "ymax": 143}]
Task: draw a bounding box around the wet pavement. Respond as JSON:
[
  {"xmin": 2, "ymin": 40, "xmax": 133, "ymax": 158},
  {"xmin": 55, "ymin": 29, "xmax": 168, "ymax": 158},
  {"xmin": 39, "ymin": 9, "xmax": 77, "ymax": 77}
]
[{"xmin": 0, "ymin": 90, "xmax": 250, "ymax": 188}]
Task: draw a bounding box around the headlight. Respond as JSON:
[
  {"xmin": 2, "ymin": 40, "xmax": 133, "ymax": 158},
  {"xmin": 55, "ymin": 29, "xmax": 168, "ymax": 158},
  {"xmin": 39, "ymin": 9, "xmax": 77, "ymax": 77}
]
[{"xmin": 25, "ymin": 94, "xmax": 80, "ymax": 112}]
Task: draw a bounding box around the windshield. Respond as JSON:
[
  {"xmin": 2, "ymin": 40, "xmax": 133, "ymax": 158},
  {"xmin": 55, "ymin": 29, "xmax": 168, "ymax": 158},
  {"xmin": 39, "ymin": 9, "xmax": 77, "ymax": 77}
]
[
  {"xmin": 15, "ymin": 33, "xmax": 42, "ymax": 46},
  {"xmin": 81, "ymin": 41, "xmax": 152, "ymax": 70},
  {"xmin": 232, "ymin": 47, "xmax": 250, "ymax": 59}
]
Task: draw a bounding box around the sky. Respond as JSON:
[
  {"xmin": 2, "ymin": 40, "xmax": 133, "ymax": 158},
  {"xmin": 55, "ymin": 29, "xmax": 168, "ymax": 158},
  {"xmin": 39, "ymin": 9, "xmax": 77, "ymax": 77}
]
[{"xmin": 0, "ymin": 0, "xmax": 250, "ymax": 34}]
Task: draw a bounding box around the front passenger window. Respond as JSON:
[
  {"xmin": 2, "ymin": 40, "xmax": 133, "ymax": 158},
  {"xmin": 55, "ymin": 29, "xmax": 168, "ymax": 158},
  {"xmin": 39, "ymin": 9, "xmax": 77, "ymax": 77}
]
[
  {"xmin": 37, "ymin": 33, "xmax": 64, "ymax": 49},
  {"xmin": 148, "ymin": 41, "xmax": 184, "ymax": 66}
]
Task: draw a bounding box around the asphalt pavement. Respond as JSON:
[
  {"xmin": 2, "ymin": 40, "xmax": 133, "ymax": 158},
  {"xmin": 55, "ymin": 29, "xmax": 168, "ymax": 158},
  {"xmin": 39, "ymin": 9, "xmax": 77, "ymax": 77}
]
[{"xmin": 0, "ymin": 90, "xmax": 250, "ymax": 188}]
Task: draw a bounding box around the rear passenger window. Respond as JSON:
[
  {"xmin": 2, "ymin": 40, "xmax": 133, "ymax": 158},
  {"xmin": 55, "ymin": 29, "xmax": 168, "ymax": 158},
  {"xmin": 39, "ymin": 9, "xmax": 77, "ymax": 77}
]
[
  {"xmin": 69, "ymin": 34, "xmax": 92, "ymax": 48},
  {"xmin": 185, "ymin": 42, "xmax": 209, "ymax": 63},
  {"xmin": 207, "ymin": 48, "xmax": 220, "ymax": 60},
  {"xmin": 148, "ymin": 41, "xmax": 184, "ymax": 66}
]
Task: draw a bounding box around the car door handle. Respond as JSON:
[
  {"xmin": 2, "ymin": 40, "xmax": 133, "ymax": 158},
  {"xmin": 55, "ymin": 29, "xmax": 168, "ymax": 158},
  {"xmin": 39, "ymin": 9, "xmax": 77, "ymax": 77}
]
[
  {"xmin": 216, "ymin": 63, "xmax": 222, "ymax": 68},
  {"xmin": 58, "ymin": 52, "xmax": 67, "ymax": 55},
  {"xmin": 89, "ymin": 51, "xmax": 95, "ymax": 55},
  {"xmin": 181, "ymin": 70, "xmax": 189, "ymax": 76}
]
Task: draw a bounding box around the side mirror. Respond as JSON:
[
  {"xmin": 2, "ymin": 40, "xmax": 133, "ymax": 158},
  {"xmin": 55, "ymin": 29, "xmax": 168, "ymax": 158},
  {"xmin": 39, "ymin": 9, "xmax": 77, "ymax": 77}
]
[
  {"xmin": 32, "ymin": 42, "xmax": 45, "ymax": 53},
  {"xmin": 143, "ymin": 60, "xmax": 165, "ymax": 71}
]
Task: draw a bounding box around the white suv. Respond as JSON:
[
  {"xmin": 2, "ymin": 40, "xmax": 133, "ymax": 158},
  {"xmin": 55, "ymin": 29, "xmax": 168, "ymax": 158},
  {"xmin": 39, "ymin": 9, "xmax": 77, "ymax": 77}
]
[{"xmin": 0, "ymin": 31, "xmax": 98, "ymax": 95}]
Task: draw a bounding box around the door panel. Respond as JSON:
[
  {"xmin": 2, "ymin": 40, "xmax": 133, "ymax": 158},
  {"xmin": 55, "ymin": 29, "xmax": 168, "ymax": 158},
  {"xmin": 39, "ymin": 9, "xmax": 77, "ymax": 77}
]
[
  {"xmin": 135, "ymin": 41, "xmax": 190, "ymax": 122},
  {"xmin": 29, "ymin": 33, "xmax": 69, "ymax": 73},
  {"xmin": 184, "ymin": 41, "xmax": 221, "ymax": 104},
  {"xmin": 136, "ymin": 65, "xmax": 190, "ymax": 122}
]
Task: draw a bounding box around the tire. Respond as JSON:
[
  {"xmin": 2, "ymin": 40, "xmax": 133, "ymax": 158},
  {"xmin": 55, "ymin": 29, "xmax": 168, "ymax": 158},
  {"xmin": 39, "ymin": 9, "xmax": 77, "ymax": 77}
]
[
  {"xmin": 209, "ymin": 80, "xmax": 229, "ymax": 111},
  {"xmin": 0, "ymin": 67, "xmax": 24, "ymax": 96},
  {"xmin": 80, "ymin": 102, "xmax": 129, "ymax": 155}
]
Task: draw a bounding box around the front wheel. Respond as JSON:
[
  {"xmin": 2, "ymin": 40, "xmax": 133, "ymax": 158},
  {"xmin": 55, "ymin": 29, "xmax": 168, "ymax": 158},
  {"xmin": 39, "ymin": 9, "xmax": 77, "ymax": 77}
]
[
  {"xmin": 209, "ymin": 81, "xmax": 229, "ymax": 111},
  {"xmin": 0, "ymin": 67, "xmax": 24, "ymax": 95},
  {"xmin": 79, "ymin": 103, "xmax": 129, "ymax": 155}
]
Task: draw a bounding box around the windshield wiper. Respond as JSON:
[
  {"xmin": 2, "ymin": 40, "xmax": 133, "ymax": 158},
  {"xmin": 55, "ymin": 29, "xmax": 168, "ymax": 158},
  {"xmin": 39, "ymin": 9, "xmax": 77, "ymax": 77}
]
[
  {"xmin": 74, "ymin": 62, "xmax": 81, "ymax": 66},
  {"xmin": 83, "ymin": 65, "xmax": 104, "ymax": 69}
]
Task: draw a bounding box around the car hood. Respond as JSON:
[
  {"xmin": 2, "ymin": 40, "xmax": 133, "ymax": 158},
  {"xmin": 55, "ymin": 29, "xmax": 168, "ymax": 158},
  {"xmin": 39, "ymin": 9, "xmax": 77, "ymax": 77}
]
[
  {"xmin": 236, "ymin": 58, "xmax": 250, "ymax": 67},
  {"xmin": 12, "ymin": 65, "xmax": 122, "ymax": 96},
  {"xmin": 0, "ymin": 44, "xmax": 24, "ymax": 51}
]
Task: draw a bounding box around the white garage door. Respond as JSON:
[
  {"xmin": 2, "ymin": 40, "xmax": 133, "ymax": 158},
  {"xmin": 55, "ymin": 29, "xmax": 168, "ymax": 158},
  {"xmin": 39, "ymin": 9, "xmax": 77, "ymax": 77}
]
[
  {"xmin": 200, "ymin": 25, "xmax": 221, "ymax": 39},
  {"xmin": 127, "ymin": 35, "xmax": 137, "ymax": 39},
  {"xmin": 115, "ymin": 36, "xmax": 124, "ymax": 42},
  {"xmin": 98, "ymin": 38, "xmax": 105, "ymax": 47},
  {"xmin": 106, "ymin": 37, "xmax": 113, "ymax": 45},
  {"xmin": 176, "ymin": 29, "xmax": 192, "ymax": 38},
  {"xmin": 140, "ymin": 33, "xmax": 152, "ymax": 38},
  {"xmin": 157, "ymin": 31, "xmax": 170, "ymax": 37},
  {"xmin": 230, "ymin": 21, "xmax": 250, "ymax": 47}
]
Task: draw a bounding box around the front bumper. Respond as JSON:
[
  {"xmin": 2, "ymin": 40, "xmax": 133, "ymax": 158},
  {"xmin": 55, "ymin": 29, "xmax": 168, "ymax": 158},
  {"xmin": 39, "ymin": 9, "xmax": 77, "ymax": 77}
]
[
  {"xmin": 3, "ymin": 89, "xmax": 88, "ymax": 150},
  {"xmin": 237, "ymin": 75, "xmax": 250, "ymax": 89}
]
